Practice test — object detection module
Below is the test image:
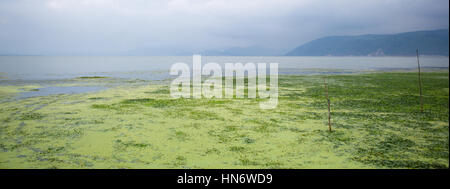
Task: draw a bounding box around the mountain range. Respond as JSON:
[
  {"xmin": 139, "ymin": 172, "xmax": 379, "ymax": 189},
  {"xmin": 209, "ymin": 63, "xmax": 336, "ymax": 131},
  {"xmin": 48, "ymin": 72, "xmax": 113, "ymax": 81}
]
[{"xmin": 285, "ymin": 29, "xmax": 449, "ymax": 56}]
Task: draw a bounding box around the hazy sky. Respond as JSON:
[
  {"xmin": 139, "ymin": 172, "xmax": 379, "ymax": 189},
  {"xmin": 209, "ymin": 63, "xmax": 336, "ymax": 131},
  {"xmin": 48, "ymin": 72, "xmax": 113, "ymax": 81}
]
[{"xmin": 0, "ymin": 0, "xmax": 448, "ymax": 55}]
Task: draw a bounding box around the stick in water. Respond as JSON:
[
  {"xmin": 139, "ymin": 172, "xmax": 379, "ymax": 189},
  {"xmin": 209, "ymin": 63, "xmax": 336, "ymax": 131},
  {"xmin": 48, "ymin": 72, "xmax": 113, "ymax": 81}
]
[
  {"xmin": 416, "ymin": 48, "xmax": 423, "ymax": 113},
  {"xmin": 324, "ymin": 77, "xmax": 332, "ymax": 131}
]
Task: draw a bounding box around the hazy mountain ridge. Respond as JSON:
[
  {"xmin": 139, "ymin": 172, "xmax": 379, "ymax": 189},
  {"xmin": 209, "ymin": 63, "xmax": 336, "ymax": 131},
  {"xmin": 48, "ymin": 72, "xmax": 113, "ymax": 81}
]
[
  {"xmin": 201, "ymin": 46, "xmax": 282, "ymax": 56},
  {"xmin": 286, "ymin": 29, "xmax": 449, "ymax": 56}
]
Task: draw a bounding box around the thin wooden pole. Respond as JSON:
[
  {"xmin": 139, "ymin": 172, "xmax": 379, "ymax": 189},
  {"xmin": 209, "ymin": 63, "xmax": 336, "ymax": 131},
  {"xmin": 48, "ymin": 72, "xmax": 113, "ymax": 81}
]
[
  {"xmin": 416, "ymin": 48, "xmax": 423, "ymax": 113},
  {"xmin": 324, "ymin": 77, "xmax": 332, "ymax": 131}
]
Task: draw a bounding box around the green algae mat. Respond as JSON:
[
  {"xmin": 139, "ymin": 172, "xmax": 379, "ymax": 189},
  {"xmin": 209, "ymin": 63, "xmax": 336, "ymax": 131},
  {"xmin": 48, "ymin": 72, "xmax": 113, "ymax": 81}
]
[{"xmin": 0, "ymin": 71, "xmax": 448, "ymax": 168}]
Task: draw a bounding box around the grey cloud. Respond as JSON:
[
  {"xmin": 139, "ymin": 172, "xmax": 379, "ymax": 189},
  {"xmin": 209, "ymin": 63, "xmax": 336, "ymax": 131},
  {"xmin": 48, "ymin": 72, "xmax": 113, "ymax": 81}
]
[{"xmin": 0, "ymin": 0, "xmax": 448, "ymax": 55}]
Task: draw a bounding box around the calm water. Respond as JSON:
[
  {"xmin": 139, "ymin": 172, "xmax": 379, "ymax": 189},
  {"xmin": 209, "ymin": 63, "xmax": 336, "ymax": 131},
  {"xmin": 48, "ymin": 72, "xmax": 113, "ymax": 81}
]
[
  {"xmin": 18, "ymin": 86, "xmax": 107, "ymax": 99},
  {"xmin": 0, "ymin": 56, "xmax": 448, "ymax": 80},
  {"xmin": 1, "ymin": 56, "xmax": 447, "ymax": 98}
]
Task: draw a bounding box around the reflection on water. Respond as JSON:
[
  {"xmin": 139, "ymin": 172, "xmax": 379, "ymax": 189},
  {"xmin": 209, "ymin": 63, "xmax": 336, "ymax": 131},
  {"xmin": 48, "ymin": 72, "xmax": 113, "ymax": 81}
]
[
  {"xmin": 0, "ymin": 56, "xmax": 448, "ymax": 98},
  {"xmin": 0, "ymin": 56, "xmax": 448, "ymax": 80},
  {"xmin": 18, "ymin": 86, "xmax": 107, "ymax": 99}
]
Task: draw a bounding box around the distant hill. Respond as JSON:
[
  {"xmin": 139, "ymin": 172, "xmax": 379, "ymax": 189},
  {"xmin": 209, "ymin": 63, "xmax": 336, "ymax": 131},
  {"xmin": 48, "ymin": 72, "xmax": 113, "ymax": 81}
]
[
  {"xmin": 286, "ymin": 29, "xmax": 449, "ymax": 56},
  {"xmin": 201, "ymin": 46, "xmax": 282, "ymax": 56}
]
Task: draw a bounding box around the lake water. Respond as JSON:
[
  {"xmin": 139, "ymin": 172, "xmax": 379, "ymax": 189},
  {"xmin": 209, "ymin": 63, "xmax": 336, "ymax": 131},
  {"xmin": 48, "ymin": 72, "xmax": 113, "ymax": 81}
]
[
  {"xmin": 0, "ymin": 56, "xmax": 448, "ymax": 80},
  {"xmin": 1, "ymin": 56, "xmax": 448, "ymax": 98},
  {"xmin": 18, "ymin": 86, "xmax": 108, "ymax": 99}
]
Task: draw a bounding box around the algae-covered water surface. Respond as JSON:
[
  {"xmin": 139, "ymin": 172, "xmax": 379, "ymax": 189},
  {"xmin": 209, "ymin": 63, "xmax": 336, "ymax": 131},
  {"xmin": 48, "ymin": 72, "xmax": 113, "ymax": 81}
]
[{"xmin": 0, "ymin": 57, "xmax": 449, "ymax": 169}]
